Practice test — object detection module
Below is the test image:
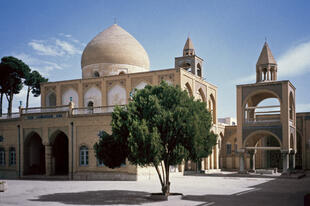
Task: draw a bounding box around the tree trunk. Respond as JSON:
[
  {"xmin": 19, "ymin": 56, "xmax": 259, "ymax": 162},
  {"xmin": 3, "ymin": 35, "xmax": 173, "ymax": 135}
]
[
  {"xmin": 0, "ymin": 92, "xmax": 3, "ymax": 116},
  {"xmin": 161, "ymin": 159, "xmax": 170, "ymax": 196},
  {"xmin": 7, "ymin": 91, "xmax": 13, "ymax": 116},
  {"xmin": 26, "ymin": 86, "xmax": 30, "ymax": 109}
]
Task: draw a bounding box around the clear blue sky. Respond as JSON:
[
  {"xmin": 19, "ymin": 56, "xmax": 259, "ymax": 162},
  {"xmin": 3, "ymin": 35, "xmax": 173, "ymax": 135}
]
[{"xmin": 1, "ymin": 0, "xmax": 310, "ymax": 118}]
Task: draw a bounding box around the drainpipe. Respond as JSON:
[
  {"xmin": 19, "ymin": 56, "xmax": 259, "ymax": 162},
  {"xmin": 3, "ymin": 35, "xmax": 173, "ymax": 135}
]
[
  {"xmin": 17, "ymin": 125, "xmax": 21, "ymax": 178},
  {"xmin": 71, "ymin": 122, "xmax": 74, "ymax": 180}
]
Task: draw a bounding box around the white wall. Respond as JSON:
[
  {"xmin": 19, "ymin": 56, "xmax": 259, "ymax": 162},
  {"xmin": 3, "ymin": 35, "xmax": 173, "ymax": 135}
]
[
  {"xmin": 84, "ymin": 87, "xmax": 102, "ymax": 107},
  {"xmin": 62, "ymin": 88, "xmax": 79, "ymax": 107},
  {"xmin": 135, "ymin": 81, "xmax": 148, "ymax": 90},
  {"xmin": 108, "ymin": 84, "xmax": 126, "ymax": 106}
]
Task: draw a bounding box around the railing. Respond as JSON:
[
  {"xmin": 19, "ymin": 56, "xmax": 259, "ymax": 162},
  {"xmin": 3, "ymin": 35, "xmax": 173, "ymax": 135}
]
[
  {"xmin": 0, "ymin": 104, "xmax": 125, "ymax": 120},
  {"xmin": 244, "ymin": 105, "xmax": 281, "ymax": 124},
  {"xmin": 21, "ymin": 105, "xmax": 70, "ymax": 114},
  {"xmin": 72, "ymin": 105, "xmax": 124, "ymax": 115},
  {"xmin": 0, "ymin": 112, "xmax": 20, "ymax": 119}
]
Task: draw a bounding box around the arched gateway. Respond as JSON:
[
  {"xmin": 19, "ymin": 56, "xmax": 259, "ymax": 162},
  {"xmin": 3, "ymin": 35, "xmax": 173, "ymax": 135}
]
[
  {"xmin": 50, "ymin": 131, "xmax": 69, "ymax": 175},
  {"xmin": 50, "ymin": 130, "xmax": 69, "ymax": 175},
  {"xmin": 24, "ymin": 132, "xmax": 45, "ymax": 175}
]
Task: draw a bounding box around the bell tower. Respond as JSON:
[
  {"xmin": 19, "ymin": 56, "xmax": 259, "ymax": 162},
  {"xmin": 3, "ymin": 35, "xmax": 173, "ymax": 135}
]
[
  {"xmin": 236, "ymin": 41, "xmax": 296, "ymax": 174},
  {"xmin": 256, "ymin": 42, "xmax": 278, "ymax": 82},
  {"xmin": 175, "ymin": 37, "xmax": 204, "ymax": 78}
]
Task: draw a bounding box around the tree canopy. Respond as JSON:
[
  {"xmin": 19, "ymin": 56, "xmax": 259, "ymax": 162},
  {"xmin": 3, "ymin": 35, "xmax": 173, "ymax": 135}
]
[
  {"xmin": 0, "ymin": 56, "xmax": 30, "ymax": 115},
  {"xmin": 94, "ymin": 82, "xmax": 217, "ymax": 196},
  {"xmin": 24, "ymin": 70, "xmax": 48, "ymax": 108},
  {"xmin": 0, "ymin": 56, "xmax": 47, "ymax": 115}
]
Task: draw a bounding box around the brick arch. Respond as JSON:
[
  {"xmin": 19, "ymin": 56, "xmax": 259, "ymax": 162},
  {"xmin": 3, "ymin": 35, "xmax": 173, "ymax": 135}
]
[{"xmin": 243, "ymin": 130, "xmax": 282, "ymax": 148}]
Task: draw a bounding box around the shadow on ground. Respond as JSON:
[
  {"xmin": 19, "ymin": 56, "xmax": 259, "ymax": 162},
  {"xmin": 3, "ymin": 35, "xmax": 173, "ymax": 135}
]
[
  {"xmin": 30, "ymin": 177, "xmax": 310, "ymax": 206},
  {"xmin": 31, "ymin": 190, "xmax": 162, "ymax": 205},
  {"xmin": 183, "ymin": 177, "xmax": 310, "ymax": 206}
]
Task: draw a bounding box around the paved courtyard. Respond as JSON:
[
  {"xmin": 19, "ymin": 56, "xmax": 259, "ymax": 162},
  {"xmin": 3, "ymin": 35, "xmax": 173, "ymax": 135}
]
[{"xmin": 1, "ymin": 175, "xmax": 309, "ymax": 206}]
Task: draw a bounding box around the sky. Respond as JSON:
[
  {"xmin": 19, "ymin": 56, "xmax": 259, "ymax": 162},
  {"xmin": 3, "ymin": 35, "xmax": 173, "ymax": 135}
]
[{"xmin": 1, "ymin": 0, "xmax": 310, "ymax": 118}]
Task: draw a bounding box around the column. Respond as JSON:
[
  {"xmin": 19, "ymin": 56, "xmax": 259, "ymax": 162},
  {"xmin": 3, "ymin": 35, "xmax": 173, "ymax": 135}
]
[
  {"xmin": 45, "ymin": 145, "xmax": 52, "ymax": 176},
  {"xmin": 239, "ymin": 151, "xmax": 245, "ymax": 173},
  {"xmin": 282, "ymin": 151, "xmax": 289, "ymax": 174},
  {"xmin": 289, "ymin": 150, "xmax": 296, "ymax": 170},
  {"xmin": 248, "ymin": 150, "xmax": 255, "ymax": 172}
]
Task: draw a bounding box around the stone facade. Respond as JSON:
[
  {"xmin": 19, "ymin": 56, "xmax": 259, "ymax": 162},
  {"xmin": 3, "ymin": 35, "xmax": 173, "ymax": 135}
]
[{"xmin": 0, "ymin": 25, "xmax": 222, "ymax": 179}]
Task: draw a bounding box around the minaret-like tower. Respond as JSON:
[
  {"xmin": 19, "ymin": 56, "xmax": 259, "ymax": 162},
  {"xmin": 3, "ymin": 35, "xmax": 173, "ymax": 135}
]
[
  {"xmin": 256, "ymin": 42, "xmax": 278, "ymax": 82},
  {"xmin": 175, "ymin": 37, "xmax": 204, "ymax": 77}
]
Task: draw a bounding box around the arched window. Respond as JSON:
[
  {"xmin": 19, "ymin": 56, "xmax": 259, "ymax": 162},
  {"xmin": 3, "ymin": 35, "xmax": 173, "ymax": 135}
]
[
  {"xmin": 197, "ymin": 63, "xmax": 202, "ymax": 77},
  {"xmin": 263, "ymin": 68, "xmax": 267, "ymax": 80},
  {"xmin": 97, "ymin": 158, "xmax": 105, "ymax": 167},
  {"xmin": 289, "ymin": 92, "xmax": 294, "ymax": 121},
  {"xmin": 87, "ymin": 101, "xmax": 94, "ymax": 114},
  {"xmin": 226, "ymin": 143, "xmax": 232, "ymax": 155},
  {"xmin": 0, "ymin": 147, "xmax": 5, "ymax": 166},
  {"xmin": 185, "ymin": 83, "xmax": 193, "ymax": 97},
  {"xmin": 46, "ymin": 92, "xmax": 56, "ymax": 107},
  {"xmin": 79, "ymin": 146, "xmax": 88, "ymax": 166},
  {"xmin": 93, "ymin": 71, "xmax": 100, "ymax": 77},
  {"xmin": 9, "ymin": 147, "xmax": 16, "ymax": 166},
  {"xmin": 182, "ymin": 63, "xmax": 191, "ymax": 72}
]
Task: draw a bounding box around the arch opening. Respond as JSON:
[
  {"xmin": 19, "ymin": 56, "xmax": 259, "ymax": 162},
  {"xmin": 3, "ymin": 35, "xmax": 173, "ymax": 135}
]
[
  {"xmin": 181, "ymin": 63, "xmax": 191, "ymax": 72},
  {"xmin": 244, "ymin": 131, "xmax": 282, "ymax": 170},
  {"xmin": 289, "ymin": 92, "xmax": 295, "ymax": 121},
  {"xmin": 46, "ymin": 92, "xmax": 56, "ymax": 107},
  {"xmin": 209, "ymin": 94, "xmax": 216, "ymax": 124},
  {"xmin": 197, "ymin": 63, "xmax": 202, "ymax": 77},
  {"xmin": 93, "ymin": 71, "xmax": 100, "ymax": 77},
  {"xmin": 51, "ymin": 131, "xmax": 69, "ymax": 175},
  {"xmin": 244, "ymin": 91, "xmax": 281, "ymax": 124},
  {"xmin": 295, "ymin": 132, "xmax": 302, "ymax": 169},
  {"xmin": 185, "ymin": 83, "xmax": 193, "ymax": 97},
  {"xmin": 24, "ymin": 132, "xmax": 45, "ymax": 175},
  {"xmin": 198, "ymin": 88, "xmax": 206, "ymax": 102}
]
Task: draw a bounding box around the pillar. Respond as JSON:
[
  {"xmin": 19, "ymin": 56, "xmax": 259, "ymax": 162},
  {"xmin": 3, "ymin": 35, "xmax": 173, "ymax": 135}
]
[
  {"xmin": 248, "ymin": 150, "xmax": 255, "ymax": 172},
  {"xmin": 239, "ymin": 151, "xmax": 245, "ymax": 173},
  {"xmin": 289, "ymin": 150, "xmax": 296, "ymax": 170},
  {"xmin": 281, "ymin": 151, "xmax": 289, "ymax": 174},
  {"xmin": 45, "ymin": 145, "xmax": 52, "ymax": 176}
]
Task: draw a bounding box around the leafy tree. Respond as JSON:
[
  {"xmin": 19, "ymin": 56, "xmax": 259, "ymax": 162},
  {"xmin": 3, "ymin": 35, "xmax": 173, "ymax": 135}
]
[
  {"xmin": 24, "ymin": 70, "xmax": 48, "ymax": 108},
  {"xmin": 0, "ymin": 56, "xmax": 30, "ymax": 115},
  {"xmin": 94, "ymin": 82, "xmax": 217, "ymax": 196}
]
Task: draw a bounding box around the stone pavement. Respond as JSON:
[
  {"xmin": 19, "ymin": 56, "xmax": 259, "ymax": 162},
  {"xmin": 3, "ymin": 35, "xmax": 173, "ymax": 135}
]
[{"xmin": 0, "ymin": 175, "xmax": 309, "ymax": 205}]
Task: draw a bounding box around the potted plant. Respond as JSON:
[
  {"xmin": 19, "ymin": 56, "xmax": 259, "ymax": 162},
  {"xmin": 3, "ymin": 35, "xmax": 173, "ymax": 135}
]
[{"xmin": 0, "ymin": 181, "xmax": 7, "ymax": 192}]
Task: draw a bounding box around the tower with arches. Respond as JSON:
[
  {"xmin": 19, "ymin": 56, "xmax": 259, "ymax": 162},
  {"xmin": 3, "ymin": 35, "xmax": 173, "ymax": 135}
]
[
  {"xmin": 175, "ymin": 37, "xmax": 204, "ymax": 78},
  {"xmin": 236, "ymin": 42, "xmax": 296, "ymax": 174}
]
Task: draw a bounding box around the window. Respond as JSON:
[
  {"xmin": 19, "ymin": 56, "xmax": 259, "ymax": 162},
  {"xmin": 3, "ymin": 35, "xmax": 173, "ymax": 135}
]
[
  {"xmin": 80, "ymin": 146, "xmax": 88, "ymax": 166},
  {"xmin": 226, "ymin": 144, "xmax": 232, "ymax": 155},
  {"xmin": 9, "ymin": 147, "xmax": 16, "ymax": 166},
  {"xmin": 97, "ymin": 158, "xmax": 104, "ymax": 167},
  {"xmin": 93, "ymin": 71, "xmax": 100, "ymax": 77},
  {"xmin": 87, "ymin": 101, "xmax": 94, "ymax": 114},
  {"xmin": 0, "ymin": 147, "xmax": 5, "ymax": 166}
]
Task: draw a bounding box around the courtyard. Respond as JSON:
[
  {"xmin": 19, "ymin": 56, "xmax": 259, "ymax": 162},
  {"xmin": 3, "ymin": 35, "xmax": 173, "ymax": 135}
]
[{"xmin": 1, "ymin": 174, "xmax": 309, "ymax": 206}]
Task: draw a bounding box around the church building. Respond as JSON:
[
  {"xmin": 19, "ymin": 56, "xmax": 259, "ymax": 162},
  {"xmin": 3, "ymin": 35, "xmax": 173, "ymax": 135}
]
[{"xmin": 0, "ymin": 24, "xmax": 223, "ymax": 180}]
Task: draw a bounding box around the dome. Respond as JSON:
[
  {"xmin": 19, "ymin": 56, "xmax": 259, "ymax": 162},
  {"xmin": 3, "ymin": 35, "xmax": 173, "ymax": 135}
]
[{"xmin": 81, "ymin": 24, "xmax": 150, "ymax": 71}]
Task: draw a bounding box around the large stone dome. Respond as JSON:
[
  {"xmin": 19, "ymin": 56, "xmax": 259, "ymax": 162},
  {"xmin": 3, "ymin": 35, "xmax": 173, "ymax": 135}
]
[{"xmin": 81, "ymin": 24, "xmax": 150, "ymax": 78}]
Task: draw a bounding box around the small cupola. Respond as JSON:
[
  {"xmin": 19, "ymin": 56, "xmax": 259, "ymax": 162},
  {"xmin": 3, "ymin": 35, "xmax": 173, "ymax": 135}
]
[
  {"xmin": 256, "ymin": 42, "xmax": 278, "ymax": 83},
  {"xmin": 183, "ymin": 37, "xmax": 195, "ymax": 56}
]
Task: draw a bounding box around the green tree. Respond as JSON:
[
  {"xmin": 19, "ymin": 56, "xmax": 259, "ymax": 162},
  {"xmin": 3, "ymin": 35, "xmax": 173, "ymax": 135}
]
[
  {"xmin": 0, "ymin": 56, "xmax": 30, "ymax": 115},
  {"xmin": 24, "ymin": 70, "xmax": 48, "ymax": 109},
  {"xmin": 94, "ymin": 82, "xmax": 217, "ymax": 196}
]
